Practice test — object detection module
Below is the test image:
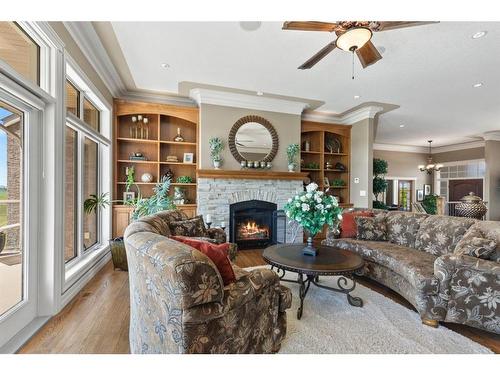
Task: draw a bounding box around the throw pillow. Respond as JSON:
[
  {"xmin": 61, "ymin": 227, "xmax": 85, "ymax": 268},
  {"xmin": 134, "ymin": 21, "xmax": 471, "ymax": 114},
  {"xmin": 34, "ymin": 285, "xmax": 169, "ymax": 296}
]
[
  {"xmin": 356, "ymin": 216, "xmax": 387, "ymax": 241},
  {"xmin": 169, "ymin": 215, "xmax": 207, "ymax": 237},
  {"xmin": 170, "ymin": 236, "xmax": 236, "ymax": 285},
  {"xmin": 340, "ymin": 211, "xmax": 374, "ymax": 238},
  {"xmin": 455, "ymin": 237, "xmax": 497, "ymax": 260}
]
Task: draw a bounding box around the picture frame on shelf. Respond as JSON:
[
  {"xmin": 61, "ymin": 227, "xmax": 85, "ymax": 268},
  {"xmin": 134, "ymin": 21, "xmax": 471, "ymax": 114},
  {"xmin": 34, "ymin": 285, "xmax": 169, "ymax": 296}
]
[
  {"xmin": 424, "ymin": 184, "xmax": 432, "ymax": 196},
  {"xmin": 183, "ymin": 153, "xmax": 194, "ymax": 164},
  {"xmin": 417, "ymin": 189, "xmax": 424, "ymax": 202},
  {"xmin": 123, "ymin": 191, "xmax": 135, "ymax": 202},
  {"xmin": 323, "ymin": 177, "xmax": 330, "ymax": 187}
]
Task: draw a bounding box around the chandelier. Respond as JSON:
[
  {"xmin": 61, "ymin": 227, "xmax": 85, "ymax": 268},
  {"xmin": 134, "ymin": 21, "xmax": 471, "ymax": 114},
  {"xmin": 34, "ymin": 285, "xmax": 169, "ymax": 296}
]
[{"xmin": 418, "ymin": 140, "xmax": 443, "ymax": 174}]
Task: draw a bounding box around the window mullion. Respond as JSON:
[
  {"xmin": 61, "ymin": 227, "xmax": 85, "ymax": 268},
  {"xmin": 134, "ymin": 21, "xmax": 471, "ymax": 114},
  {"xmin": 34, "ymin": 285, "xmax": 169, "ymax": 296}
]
[{"xmin": 77, "ymin": 131, "xmax": 84, "ymax": 257}]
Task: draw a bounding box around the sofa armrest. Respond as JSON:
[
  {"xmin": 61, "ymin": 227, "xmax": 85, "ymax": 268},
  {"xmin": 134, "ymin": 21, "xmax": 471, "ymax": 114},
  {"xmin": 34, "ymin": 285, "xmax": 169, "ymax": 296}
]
[
  {"xmin": 183, "ymin": 268, "xmax": 291, "ymax": 323},
  {"xmin": 206, "ymin": 227, "xmax": 227, "ymax": 243}
]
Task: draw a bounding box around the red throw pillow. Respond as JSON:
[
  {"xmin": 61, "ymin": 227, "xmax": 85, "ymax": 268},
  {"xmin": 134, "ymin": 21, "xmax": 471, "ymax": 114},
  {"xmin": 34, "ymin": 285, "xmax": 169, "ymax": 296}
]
[
  {"xmin": 170, "ymin": 236, "xmax": 236, "ymax": 286},
  {"xmin": 340, "ymin": 211, "xmax": 374, "ymax": 238}
]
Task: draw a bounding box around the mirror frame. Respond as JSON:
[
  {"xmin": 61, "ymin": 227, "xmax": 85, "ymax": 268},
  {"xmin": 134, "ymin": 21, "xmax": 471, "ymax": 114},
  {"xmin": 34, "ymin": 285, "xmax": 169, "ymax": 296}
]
[{"xmin": 228, "ymin": 115, "xmax": 279, "ymax": 163}]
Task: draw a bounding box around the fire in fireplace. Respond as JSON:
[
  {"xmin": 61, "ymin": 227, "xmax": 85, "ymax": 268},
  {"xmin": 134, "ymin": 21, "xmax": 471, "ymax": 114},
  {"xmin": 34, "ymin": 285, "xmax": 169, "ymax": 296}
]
[
  {"xmin": 229, "ymin": 200, "xmax": 277, "ymax": 249},
  {"xmin": 237, "ymin": 220, "xmax": 270, "ymax": 241}
]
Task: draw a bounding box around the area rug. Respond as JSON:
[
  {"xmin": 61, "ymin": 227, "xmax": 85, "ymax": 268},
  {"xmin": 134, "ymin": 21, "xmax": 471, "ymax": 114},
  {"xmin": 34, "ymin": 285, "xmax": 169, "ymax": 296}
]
[{"xmin": 246, "ymin": 266, "xmax": 492, "ymax": 354}]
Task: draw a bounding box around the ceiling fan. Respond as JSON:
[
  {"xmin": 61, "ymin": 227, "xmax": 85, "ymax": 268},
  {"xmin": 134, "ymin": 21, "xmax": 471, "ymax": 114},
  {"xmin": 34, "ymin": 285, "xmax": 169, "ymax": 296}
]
[{"xmin": 283, "ymin": 21, "xmax": 435, "ymax": 72}]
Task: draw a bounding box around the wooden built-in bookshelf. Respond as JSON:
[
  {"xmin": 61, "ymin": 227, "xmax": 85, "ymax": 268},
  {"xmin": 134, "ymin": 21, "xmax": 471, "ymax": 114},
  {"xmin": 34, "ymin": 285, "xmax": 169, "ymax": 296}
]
[{"xmin": 112, "ymin": 99, "xmax": 199, "ymax": 237}]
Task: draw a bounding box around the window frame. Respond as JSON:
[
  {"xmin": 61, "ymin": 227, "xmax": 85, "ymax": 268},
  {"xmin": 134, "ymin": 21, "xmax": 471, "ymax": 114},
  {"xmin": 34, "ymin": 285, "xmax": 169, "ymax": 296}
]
[{"xmin": 63, "ymin": 57, "xmax": 111, "ymax": 284}]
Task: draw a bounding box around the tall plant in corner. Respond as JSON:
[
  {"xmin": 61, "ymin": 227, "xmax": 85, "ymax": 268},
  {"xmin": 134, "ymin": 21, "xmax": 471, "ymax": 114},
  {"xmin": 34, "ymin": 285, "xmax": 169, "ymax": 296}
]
[
  {"xmin": 373, "ymin": 158, "xmax": 388, "ymax": 209},
  {"xmin": 209, "ymin": 137, "xmax": 224, "ymax": 169}
]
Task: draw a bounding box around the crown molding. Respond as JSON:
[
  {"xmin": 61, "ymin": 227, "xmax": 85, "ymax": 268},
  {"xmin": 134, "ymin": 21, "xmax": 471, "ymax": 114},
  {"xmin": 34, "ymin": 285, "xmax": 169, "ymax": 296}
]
[
  {"xmin": 374, "ymin": 140, "xmax": 486, "ymax": 154},
  {"xmin": 482, "ymin": 131, "xmax": 500, "ymax": 141},
  {"xmin": 302, "ymin": 105, "xmax": 384, "ymax": 125},
  {"xmin": 433, "ymin": 140, "xmax": 485, "ymax": 153},
  {"xmin": 373, "ymin": 143, "xmax": 428, "ymax": 153},
  {"xmin": 120, "ymin": 90, "xmax": 197, "ymax": 107},
  {"xmin": 189, "ymin": 88, "xmax": 310, "ymax": 115},
  {"xmin": 63, "ymin": 22, "xmax": 126, "ymax": 98}
]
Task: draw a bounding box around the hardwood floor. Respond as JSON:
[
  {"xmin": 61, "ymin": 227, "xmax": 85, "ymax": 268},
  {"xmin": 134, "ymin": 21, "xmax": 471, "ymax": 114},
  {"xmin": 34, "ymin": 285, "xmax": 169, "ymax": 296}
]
[{"xmin": 19, "ymin": 249, "xmax": 499, "ymax": 354}]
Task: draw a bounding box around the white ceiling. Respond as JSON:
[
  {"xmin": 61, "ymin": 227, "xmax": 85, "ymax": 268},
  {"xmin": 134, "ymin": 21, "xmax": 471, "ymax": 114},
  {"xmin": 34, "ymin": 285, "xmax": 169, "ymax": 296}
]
[{"xmin": 110, "ymin": 21, "xmax": 500, "ymax": 147}]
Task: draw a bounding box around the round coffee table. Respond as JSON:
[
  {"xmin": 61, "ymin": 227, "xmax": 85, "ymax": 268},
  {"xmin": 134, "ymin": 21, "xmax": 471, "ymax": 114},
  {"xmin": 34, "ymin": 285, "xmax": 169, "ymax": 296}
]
[{"xmin": 262, "ymin": 244, "xmax": 364, "ymax": 319}]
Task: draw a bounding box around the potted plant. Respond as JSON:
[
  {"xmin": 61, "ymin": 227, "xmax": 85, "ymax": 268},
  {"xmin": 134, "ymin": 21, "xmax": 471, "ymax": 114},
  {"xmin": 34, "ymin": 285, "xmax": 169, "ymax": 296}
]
[
  {"xmin": 373, "ymin": 158, "xmax": 388, "ymax": 209},
  {"xmin": 284, "ymin": 182, "xmax": 343, "ymax": 256},
  {"xmin": 209, "ymin": 137, "xmax": 224, "ymax": 169},
  {"xmin": 287, "ymin": 143, "xmax": 300, "ymax": 172},
  {"xmin": 83, "ymin": 176, "xmax": 175, "ymax": 271}
]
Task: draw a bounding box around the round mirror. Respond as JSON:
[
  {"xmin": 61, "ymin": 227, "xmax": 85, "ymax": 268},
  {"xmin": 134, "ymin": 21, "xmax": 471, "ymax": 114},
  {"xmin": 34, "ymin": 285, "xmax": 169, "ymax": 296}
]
[{"xmin": 228, "ymin": 116, "xmax": 278, "ymax": 163}]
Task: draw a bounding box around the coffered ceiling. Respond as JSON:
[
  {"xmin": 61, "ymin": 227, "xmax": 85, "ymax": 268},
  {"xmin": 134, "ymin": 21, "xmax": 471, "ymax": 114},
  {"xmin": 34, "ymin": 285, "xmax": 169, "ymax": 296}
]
[{"xmin": 96, "ymin": 21, "xmax": 500, "ymax": 147}]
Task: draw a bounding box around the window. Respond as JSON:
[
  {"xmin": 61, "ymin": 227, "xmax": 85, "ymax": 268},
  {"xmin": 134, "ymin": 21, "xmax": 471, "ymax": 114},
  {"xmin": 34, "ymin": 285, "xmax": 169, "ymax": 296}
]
[
  {"xmin": 83, "ymin": 99, "xmax": 100, "ymax": 131},
  {"xmin": 65, "ymin": 80, "xmax": 79, "ymax": 117},
  {"xmin": 0, "ymin": 22, "xmax": 40, "ymax": 85},
  {"xmin": 64, "ymin": 127, "xmax": 77, "ymax": 263},
  {"xmin": 83, "ymin": 138, "xmax": 98, "ymax": 249},
  {"xmin": 0, "ymin": 101, "xmax": 24, "ymax": 316},
  {"xmin": 64, "ymin": 61, "xmax": 110, "ymax": 267}
]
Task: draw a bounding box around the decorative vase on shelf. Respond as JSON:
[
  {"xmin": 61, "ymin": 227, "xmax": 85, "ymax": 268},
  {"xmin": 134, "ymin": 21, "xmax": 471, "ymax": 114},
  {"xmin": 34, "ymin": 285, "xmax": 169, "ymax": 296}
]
[
  {"xmin": 213, "ymin": 159, "xmax": 222, "ymax": 169},
  {"xmin": 288, "ymin": 163, "xmax": 295, "ymax": 172},
  {"xmin": 173, "ymin": 127, "xmax": 184, "ymax": 142}
]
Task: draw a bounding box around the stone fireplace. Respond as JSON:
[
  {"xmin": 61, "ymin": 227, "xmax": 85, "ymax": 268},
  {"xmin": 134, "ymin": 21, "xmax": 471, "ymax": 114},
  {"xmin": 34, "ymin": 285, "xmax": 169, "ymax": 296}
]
[{"xmin": 197, "ymin": 171, "xmax": 305, "ymax": 246}]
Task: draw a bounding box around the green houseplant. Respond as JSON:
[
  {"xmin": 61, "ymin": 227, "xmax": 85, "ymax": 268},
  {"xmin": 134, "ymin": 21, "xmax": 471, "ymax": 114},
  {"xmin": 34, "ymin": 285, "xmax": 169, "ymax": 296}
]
[
  {"xmin": 286, "ymin": 143, "xmax": 300, "ymax": 172},
  {"xmin": 83, "ymin": 176, "xmax": 175, "ymax": 271},
  {"xmin": 209, "ymin": 137, "xmax": 224, "ymax": 169},
  {"xmin": 373, "ymin": 158, "xmax": 388, "ymax": 209},
  {"xmin": 284, "ymin": 182, "xmax": 343, "ymax": 256},
  {"xmin": 422, "ymin": 194, "xmax": 438, "ymax": 214}
]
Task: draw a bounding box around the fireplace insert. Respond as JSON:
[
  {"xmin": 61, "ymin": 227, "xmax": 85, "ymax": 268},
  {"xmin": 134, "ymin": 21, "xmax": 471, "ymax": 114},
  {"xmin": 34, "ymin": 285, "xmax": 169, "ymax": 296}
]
[{"xmin": 229, "ymin": 200, "xmax": 278, "ymax": 249}]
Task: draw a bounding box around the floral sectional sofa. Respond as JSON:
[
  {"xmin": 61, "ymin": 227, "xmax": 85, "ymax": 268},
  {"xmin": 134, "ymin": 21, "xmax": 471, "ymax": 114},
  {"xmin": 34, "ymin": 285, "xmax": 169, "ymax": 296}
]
[{"xmin": 322, "ymin": 210, "xmax": 500, "ymax": 334}]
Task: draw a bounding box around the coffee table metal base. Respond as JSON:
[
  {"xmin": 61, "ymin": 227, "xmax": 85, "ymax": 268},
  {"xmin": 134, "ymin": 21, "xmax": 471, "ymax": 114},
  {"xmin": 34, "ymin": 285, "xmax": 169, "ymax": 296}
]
[{"xmin": 273, "ymin": 267, "xmax": 363, "ymax": 319}]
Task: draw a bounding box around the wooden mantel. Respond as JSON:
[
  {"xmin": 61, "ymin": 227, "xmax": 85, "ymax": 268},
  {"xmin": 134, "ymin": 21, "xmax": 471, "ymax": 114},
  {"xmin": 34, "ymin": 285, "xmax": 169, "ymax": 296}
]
[{"xmin": 197, "ymin": 169, "xmax": 308, "ymax": 180}]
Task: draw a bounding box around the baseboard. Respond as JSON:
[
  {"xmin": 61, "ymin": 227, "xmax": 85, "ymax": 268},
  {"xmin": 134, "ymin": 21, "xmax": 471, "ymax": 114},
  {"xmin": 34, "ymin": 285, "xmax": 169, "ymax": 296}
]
[{"xmin": 0, "ymin": 316, "xmax": 50, "ymax": 354}]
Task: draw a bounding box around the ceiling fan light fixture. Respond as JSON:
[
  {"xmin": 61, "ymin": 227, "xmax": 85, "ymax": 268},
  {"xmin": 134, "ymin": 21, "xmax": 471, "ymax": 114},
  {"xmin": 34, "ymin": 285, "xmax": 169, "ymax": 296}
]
[{"xmin": 336, "ymin": 27, "xmax": 372, "ymax": 52}]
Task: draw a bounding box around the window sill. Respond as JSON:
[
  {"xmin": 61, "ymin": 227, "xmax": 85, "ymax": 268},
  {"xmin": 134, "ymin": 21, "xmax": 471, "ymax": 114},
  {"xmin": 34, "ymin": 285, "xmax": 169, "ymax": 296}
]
[{"xmin": 64, "ymin": 243, "xmax": 110, "ymax": 292}]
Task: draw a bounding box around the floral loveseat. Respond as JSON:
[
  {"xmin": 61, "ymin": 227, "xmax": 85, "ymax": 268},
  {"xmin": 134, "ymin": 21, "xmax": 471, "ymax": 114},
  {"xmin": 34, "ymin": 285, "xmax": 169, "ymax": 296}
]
[
  {"xmin": 124, "ymin": 210, "xmax": 292, "ymax": 354},
  {"xmin": 323, "ymin": 209, "xmax": 500, "ymax": 334}
]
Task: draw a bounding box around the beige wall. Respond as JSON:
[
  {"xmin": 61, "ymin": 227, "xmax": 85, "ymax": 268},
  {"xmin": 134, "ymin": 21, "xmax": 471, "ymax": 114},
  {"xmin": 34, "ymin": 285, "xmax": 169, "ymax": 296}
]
[
  {"xmin": 350, "ymin": 118, "xmax": 374, "ymax": 208},
  {"xmin": 485, "ymin": 140, "xmax": 500, "ymax": 221},
  {"xmin": 198, "ymin": 104, "xmax": 301, "ymax": 171},
  {"xmin": 373, "ymin": 150, "xmax": 432, "ymax": 192},
  {"xmin": 433, "ymin": 147, "xmax": 485, "ymax": 163},
  {"xmin": 49, "ymin": 22, "xmax": 113, "ymax": 104}
]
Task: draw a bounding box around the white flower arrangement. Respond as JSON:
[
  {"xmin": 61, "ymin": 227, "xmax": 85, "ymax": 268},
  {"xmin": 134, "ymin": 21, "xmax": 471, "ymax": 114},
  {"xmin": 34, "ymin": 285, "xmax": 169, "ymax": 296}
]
[{"xmin": 284, "ymin": 182, "xmax": 343, "ymax": 238}]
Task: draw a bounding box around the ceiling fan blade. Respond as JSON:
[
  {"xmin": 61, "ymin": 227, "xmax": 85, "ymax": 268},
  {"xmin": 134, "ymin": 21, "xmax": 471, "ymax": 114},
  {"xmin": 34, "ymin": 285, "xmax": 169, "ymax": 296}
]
[
  {"xmin": 298, "ymin": 41, "xmax": 337, "ymax": 70},
  {"xmin": 282, "ymin": 21, "xmax": 339, "ymax": 32},
  {"xmin": 356, "ymin": 41, "xmax": 382, "ymax": 68},
  {"xmin": 374, "ymin": 21, "xmax": 438, "ymax": 32}
]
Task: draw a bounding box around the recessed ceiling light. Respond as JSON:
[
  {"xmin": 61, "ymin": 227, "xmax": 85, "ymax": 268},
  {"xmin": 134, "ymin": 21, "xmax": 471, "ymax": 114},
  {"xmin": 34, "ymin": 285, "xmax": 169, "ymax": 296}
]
[
  {"xmin": 473, "ymin": 82, "xmax": 483, "ymax": 88},
  {"xmin": 399, "ymin": 124, "xmax": 405, "ymax": 128},
  {"xmin": 160, "ymin": 63, "xmax": 170, "ymax": 68},
  {"xmin": 472, "ymin": 31, "xmax": 487, "ymax": 39},
  {"xmin": 256, "ymin": 91, "xmax": 264, "ymax": 96},
  {"xmin": 353, "ymin": 95, "xmax": 360, "ymax": 99}
]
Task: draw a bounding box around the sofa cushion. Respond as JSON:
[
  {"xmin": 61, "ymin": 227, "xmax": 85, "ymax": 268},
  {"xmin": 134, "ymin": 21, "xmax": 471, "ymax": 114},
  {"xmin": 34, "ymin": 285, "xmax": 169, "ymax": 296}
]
[
  {"xmin": 455, "ymin": 237, "xmax": 497, "ymax": 259},
  {"xmin": 355, "ymin": 216, "xmax": 386, "ymax": 241},
  {"xmin": 171, "ymin": 236, "xmax": 236, "ymax": 285},
  {"xmin": 169, "ymin": 215, "xmax": 207, "ymax": 237},
  {"xmin": 332, "ymin": 238, "xmax": 439, "ymax": 295},
  {"xmin": 340, "ymin": 210, "xmax": 374, "ymax": 238},
  {"xmin": 454, "ymin": 221, "xmax": 500, "ymax": 262},
  {"xmin": 386, "ymin": 212, "xmax": 428, "ymax": 248},
  {"xmin": 415, "ymin": 216, "xmax": 476, "ymax": 256}
]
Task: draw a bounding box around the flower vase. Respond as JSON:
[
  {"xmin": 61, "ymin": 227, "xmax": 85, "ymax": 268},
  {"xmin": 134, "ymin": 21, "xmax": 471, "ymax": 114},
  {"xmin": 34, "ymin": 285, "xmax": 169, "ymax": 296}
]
[
  {"xmin": 213, "ymin": 159, "xmax": 221, "ymax": 169},
  {"xmin": 288, "ymin": 163, "xmax": 295, "ymax": 172},
  {"xmin": 302, "ymin": 231, "xmax": 318, "ymax": 256}
]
